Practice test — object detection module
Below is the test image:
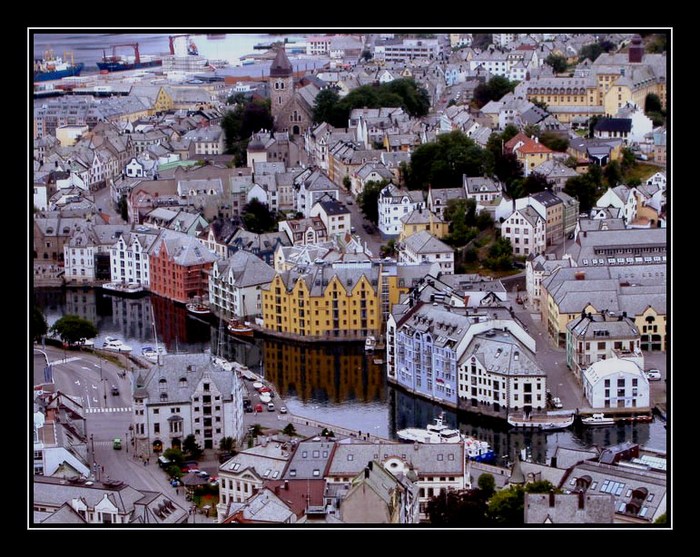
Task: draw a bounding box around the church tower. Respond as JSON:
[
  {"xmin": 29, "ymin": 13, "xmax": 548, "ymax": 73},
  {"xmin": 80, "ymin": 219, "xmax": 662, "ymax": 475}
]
[{"xmin": 269, "ymin": 47, "xmax": 294, "ymax": 130}]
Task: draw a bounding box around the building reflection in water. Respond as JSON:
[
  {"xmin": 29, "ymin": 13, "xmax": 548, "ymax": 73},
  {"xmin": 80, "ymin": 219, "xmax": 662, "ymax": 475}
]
[{"xmin": 263, "ymin": 339, "xmax": 386, "ymax": 405}]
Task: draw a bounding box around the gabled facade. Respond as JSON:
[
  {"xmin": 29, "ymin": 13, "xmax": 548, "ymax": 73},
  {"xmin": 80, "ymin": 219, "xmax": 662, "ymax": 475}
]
[{"xmin": 378, "ymin": 183, "xmax": 424, "ymax": 237}]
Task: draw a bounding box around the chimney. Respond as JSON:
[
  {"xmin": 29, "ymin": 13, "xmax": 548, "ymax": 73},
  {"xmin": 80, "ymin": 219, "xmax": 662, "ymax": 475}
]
[
  {"xmin": 578, "ymin": 490, "xmax": 585, "ymax": 510},
  {"xmin": 549, "ymin": 490, "xmax": 555, "ymax": 507},
  {"xmin": 575, "ymin": 271, "xmax": 585, "ymax": 280},
  {"xmin": 284, "ymin": 480, "xmax": 289, "ymax": 491},
  {"xmin": 364, "ymin": 466, "xmax": 370, "ymax": 479},
  {"xmin": 274, "ymin": 485, "xmax": 280, "ymax": 494}
]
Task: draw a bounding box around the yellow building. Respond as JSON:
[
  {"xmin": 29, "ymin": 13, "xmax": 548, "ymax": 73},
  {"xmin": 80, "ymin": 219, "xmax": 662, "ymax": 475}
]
[
  {"xmin": 635, "ymin": 306, "xmax": 666, "ymax": 352},
  {"xmin": 154, "ymin": 87, "xmax": 174, "ymax": 113},
  {"xmin": 262, "ymin": 264, "xmax": 382, "ymax": 339},
  {"xmin": 399, "ymin": 208, "xmax": 449, "ymax": 241}
]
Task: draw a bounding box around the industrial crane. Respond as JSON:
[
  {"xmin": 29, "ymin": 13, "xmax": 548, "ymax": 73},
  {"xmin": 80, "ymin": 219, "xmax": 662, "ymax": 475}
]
[
  {"xmin": 168, "ymin": 35, "xmax": 199, "ymax": 56},
  {"xmin": 102, "ymin": 43, "xmax": 140, "ymax": 64}
]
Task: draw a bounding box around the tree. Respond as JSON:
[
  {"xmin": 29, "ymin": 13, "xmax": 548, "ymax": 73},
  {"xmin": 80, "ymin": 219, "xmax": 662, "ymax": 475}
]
[
  {"xmin": 477, "ymin": 473, "xmax": 496, "ymax": 499},
  {"xmin": 564, "ymin": 174, "xmax": 601, "ymax": 213},
  {"xmin": 578, "ymin": 39, "xmax": 614, "ymax": 63},
  {"xmin": 475, "ymin": 209, "xmax": 494, "ymax": 231},
  {"xmin": 644, "ymin": 93, "xmax": 662, "ymax": 115},
  {"xmin": 471, "ymin": 34, "xmax": 493, "ymax": 51},
  {"xmin": 221, "ymin": 98, "xmax": 273, "ymax": 157},
  {"xmin": 444, "ymin": 199, "xmax": 478, "ymax": 247},
  {"xmin": 33, "ymin": 306, "xmax": 48, "ymax": 342},
  {"xmin": 380, "ymin": 239, "xmax": 397, "ymax": 258},
  {"xmin": 117, "ymin": 195, "xmax": 129, "ymax": 222},
  {"xmin": 493, "ymin": 152, "xmax": 524, "ymax": 192},
  {"xmin": 241, "ymin": 198, "xmax": 278, "ymax": 233},
  {"xmin": 426, "ymin": 488, "xmax": 489, "ymax": 526},
  {"xmin": 564, "ymin": 156, "xmax": 579, "ymax": 169},
  {"xmin": 545, "ymin": 53, "xmax": 568, "ymax": 73},
  {"xmin": 166, "ymin": 464, "xmax": 183, "ymax": 480},
  {"xmin": 342, "ymin": 175, "xmax": 351, "ymax": 191},
  {"xmin": 539, "ymin": 132, "xmax": 569, "ymax": 152},
  {"xmin": 163, "ymin": 448, "xmax": 184, "ymax": 467},
  {"xmin": 250, "ymin": 424, "xmax": 264, "ymax": 438},
  {"xmin": 487, "ymin": 485, "xmax": 525, "ymax": 525},
  {"xmin": 473, "ymin": 76, "xmax": 518, "ymax": 108},
  {"xmin": 654, "ymin": 513, "xmax": 667, "ymax": 524},
  {"xmin": 408, "ymin": 131, "xmax": 489, "ymax": 190},
  {"xmin": 282, "ymin": 423, "xmax": 297, "ymax": 437},
  {"xmin": 312, "ymin": 88, "xmax": 343, "ymax": 126},
  {"xmin": 182, "ymin": 434, "xmax": 203, "ymax": 460},
  {"xmin": 50, "ymin": 315, "xmax": 98, "ymax": 346},
  {"xmin": 522, "ymin": 172, "xmax": 553, "ymax": 195},
  {"xmin": 357, "ymin": 179, "xmax": 388, "ymax": 224},
  {"xmin": 219, "ymin": 436, "xmax": 235, "ymax": 453},
  {"xmin": 484, "ymin": 237, "xmax": 514, "ymax": 271},
  {"xmin": 604, "ymin": 160, "xmax": 623, "ymax": 187},
  {"xmin": 620, "ymin": 147, "xmax": 637, "ymax": 174},
  {"xmin": 361, "ymin": 49, "xmax": 372, "ymax": 62}
]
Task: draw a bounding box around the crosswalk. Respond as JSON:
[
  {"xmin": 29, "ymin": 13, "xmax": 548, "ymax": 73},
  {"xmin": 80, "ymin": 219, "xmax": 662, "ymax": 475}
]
[
  {"xmin": 50, "ymin": 356, "xmax": 82, "ymax": 365},
  {"xmin": 84, "ymin": 407, "xmax": 132, "ymax": 414}
]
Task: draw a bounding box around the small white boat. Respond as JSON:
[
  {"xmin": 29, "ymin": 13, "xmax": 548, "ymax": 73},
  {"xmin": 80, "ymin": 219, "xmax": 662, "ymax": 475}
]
[
  {"xmin": 102, "ymin": 282, "xmax": 145, "ymax": 297},
  {"xmin": 507, "ymin": 412, "xmax": 575, "ymax": 431},
  {"xmin": 186, "ymin": 296, "xmax": 211, "ymax": 316},
  {"xmin": 397, "ymin": 413, "xmax": 462, "ymax": 444},
  {"xmin": 365, "ymin": 336, "xmax": 377, "ymax": 352},
  {"xmin": 102, "ymin": 336, "xmax": 133, "ymax": 353},
  {"xmin": 141, "ymin": 345, "xmax": 166, "ymax": 363},
  {"xmin": 580, "ymin": 413, "xmax": 616, "ymax": 426}
]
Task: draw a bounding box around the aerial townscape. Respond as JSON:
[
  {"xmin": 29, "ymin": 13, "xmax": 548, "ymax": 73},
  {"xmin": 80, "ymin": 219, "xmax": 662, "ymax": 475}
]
[{"xmin": 31, "ymin": 30, "xmax": 669, "ymax": 528}]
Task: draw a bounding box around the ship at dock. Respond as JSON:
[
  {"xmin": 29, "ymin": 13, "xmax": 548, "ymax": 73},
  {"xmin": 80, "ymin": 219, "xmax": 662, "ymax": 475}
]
[
  {"xmin": 96, "ymin": 42, "xmax": 162, "ymax": 73},
  {"xmin": 34, "ymin": 50, "xmax": 84, "ymax": 82}
]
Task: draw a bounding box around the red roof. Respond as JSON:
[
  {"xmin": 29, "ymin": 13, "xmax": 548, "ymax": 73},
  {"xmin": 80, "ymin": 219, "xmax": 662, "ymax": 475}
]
[
  {"xmin": 263, "ymin": 479, "xmax": 326, "ymax": 517},
  {"xmin": 504, "ymin": 132, "xmax": 553, "ymax": 155}
]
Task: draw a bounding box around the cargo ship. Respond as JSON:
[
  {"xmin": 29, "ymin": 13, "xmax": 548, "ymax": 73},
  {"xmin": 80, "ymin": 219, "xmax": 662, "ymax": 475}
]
[
  {"xmin": 96, "ymin": 42, "xmax": 162, "ymax": 73},
  {"xmin": 34, "ymin": 50, "xmax": 84, "ymax": 82}
]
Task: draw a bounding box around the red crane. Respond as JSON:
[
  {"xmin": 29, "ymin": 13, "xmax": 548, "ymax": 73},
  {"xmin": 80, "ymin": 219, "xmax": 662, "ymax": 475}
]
[
  {"xmin": 169, "ymin": 34, "xmax": 199, "ymax": 56},
  {"xmin": 102, "ymin": 43, "xmax": 141, "ymax": 64}
]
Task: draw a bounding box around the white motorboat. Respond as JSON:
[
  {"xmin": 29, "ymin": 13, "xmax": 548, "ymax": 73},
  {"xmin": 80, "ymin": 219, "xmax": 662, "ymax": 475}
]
[
  {"xmin": 102, "ymin": 282, "xmax": 145, "ymax": 297},
  {"xmin": 397, "ymin": 413, "xmax": 463, "ymax": 444},
  {"xmin": 580, "ymin": 413, "xmax": 616, "ymax": 426},
  {"xmin": 507, "ymin": 413, "xmax": 575, "ymax": 431},
  {"xmin": 141, "ymin": 345, "xmax": 166, "ymax": 363},
  {"xmin": 102, "ymin": 336, "xmax": 133, "ymax": 353}
]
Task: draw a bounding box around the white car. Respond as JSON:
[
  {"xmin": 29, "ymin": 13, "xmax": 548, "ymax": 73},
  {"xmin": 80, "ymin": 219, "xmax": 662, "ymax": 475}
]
[
  {"xmin": 552, "ymin": 397, "xmax": 563, "ymax": 409},
  {"xmin": 645, "ymin": 369, "xmax": 662, "ymax": 381}
]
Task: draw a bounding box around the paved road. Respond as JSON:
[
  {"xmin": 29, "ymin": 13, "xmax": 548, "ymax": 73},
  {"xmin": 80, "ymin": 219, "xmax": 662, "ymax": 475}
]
[{"xmin": 342, "ymin": 192, "xmax": 385, "ymax": 256}]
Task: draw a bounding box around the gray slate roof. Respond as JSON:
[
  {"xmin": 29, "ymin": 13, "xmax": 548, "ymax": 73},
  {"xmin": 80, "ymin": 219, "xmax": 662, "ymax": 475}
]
[
  {"xmin": 153, "ymin": 230, "xmax": 218, "ymax": 266},
  {"xmin": 462, "ymin": 330, "xmax": 543, "ymax": 377},
  {"xmin": 403, "ymin": 230, "xmax": 453, "ymax": 255},
  {"xmin": 213, "ymin": 250, "xmax": 276, "ymax": 288}
]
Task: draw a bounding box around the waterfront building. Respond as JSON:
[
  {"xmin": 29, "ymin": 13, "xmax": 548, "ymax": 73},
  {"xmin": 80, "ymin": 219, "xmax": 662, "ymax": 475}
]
[
  {"xmin": 132, "ymin": 353, "xmax": 246, "ymax": 456},
  {"xmin": 581, "ymin": 358, "xmax": 650, "ymax": 410}
]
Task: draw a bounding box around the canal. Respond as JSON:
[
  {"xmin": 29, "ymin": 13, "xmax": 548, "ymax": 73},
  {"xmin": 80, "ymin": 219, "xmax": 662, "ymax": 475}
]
[{"xmin": 35, "ymin": 287, "xmax": 667, "ymax": 464}]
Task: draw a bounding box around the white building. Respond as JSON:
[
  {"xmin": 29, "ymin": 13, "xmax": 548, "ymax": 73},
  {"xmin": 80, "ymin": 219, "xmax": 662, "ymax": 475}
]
[
  {"xmin": 458, "ymin": 329, "xmax": 546, "ymax": 414},
  {"xmin": 464, "ymin": 176, "xmax": 503, "ymax": 204},
  {"xmin": 596, "ymin": 186, "xmax": 637, "ymax": 225},
  {"xmin": 582, "ymin": 358, "xmax": 650, "ymax": 410},
  {"xmin": 525, "ymin": 254, "xmax": 570, "ymax": 312},
  {"xmin": 208, "ymin": 251, "xmax": 277, "ymax": 319},
  {"xmin": 309, "ymin": 198, "xmax": 351, "ymax": 239},
  {"xmin": 501, "ymin": 206, "xmax": 546, "ymax": 257},
  {"xmin": 64, "ymin": 224, "xmax": 132, "ymax": 284},
  {"xmin": 398, "ymin": 230, "xmax": 454, "ymax": 274},
  {"xmin": 109, "ymin": 226, "xmax": 161, "ymax": 287},
  {"xmin": 132, "ymin": 353, "xmax": 246, "ymax": 457},
  {"xmin": 377, "ymin": 183, "xmax": 424, "ymax": 236},
  {"xmin": 216, "ymin": 441, "xmax": 292, "ymax": 521}
]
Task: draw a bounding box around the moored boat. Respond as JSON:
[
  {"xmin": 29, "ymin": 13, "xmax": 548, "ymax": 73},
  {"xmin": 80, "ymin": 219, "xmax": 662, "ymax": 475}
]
[
  {"xmin": 101, "ymin": 282, "xmax": 145, "ymax": 297},
  {"xmin": 186, "ymin": 299, "xmax": 211, "ymax": 316},
  {"xmin": 102, "ymin": 336, "xmax": 133, "ymax": 353},
  {"xmin": 141, "ymin": 345, "xmax": 166, "ymax": 363},
  {"xmin": 580, "ymin": 413, "xmax": 616, "ymax": 427},
  {"xmin": 397, "ymin": 413, "xmax": 463, "ymax": 444},
  {"xmin": 507, "ymin": 412, "xmax": 575, "ymax": 431},
  {"xmin": 227, "ymin": 319, "xmax": 254, "ymax": 337},
  {"xmin": 34, "ymin": 50, "xmax": 84, "ymax": 82}
]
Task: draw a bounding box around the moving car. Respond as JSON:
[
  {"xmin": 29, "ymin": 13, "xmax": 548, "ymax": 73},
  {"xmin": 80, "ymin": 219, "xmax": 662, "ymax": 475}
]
[
  {"xmin": 267, "ymin": 402, "xmax": 275, "ymax": 412},
  {"xmin": 112, "ymin": 437, "xmax": 122, "ymax": 450},
  {"xmin": 645, "ymin": 369, "xmax": 662, "ymax": 381},
  {"xmin": 279, "ymin": 406, "xmax": 288, "ymax": 414}
]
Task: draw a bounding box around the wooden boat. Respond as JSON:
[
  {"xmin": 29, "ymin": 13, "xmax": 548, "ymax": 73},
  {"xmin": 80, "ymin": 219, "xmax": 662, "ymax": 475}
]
[
  {"xmin": 580, "ymin": 413, "xmax": 616, "ymax": 426},
  {"xmin": 102, "ymin": 282, "xmax": 145, "ymax": 297},
  {"xmin": 227, "ymin": 319, "xmax": 254, "ymax": 337},
  {"xmin": 507, "ymin": 412, "xmax": 575, "ymax": 431}
]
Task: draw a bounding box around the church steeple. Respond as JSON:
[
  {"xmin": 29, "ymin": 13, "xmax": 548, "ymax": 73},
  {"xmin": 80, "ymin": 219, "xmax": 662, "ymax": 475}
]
[
  {"xmin": 269, "ymin": 47, "xmax": 293, "ymax": 77},
  {"xmin": 268, "ymin": 47, "xmax": 294, "ymax": 131}
]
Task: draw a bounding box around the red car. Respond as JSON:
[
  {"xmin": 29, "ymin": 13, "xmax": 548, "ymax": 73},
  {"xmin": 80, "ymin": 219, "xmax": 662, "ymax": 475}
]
[
  {"xmin": 254, "ymin": 403, "xmax": 264, "ymax": 413},
  {"xmin": 180, "ymin": 461, "xmax": 199, "ymax": 473}
]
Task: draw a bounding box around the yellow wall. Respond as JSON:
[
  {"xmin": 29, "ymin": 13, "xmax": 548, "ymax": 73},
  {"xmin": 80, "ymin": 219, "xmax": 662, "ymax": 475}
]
[
  {"xmin": 154, "ymin": 87, "xmax": 174, "ymax": 113},
  {"xmin": 604, "ymin": 83, "xmax": 633, "ymax": 117},
  {"xmin": 400, "ymin": 218, "xmax": 449, "ymax": 241},
  {"xmin": 262, "ymin": 272, "xmax": 381, "ymax": 338},
  {"xmin": 635, "ymin": 306, "xmax": 666, "ymax": 351}
]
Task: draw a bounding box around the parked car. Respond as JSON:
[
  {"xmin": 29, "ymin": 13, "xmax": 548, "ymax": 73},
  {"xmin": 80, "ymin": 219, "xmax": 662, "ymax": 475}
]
[
  {"xmin": 279, "ymin": 406, "xmax": 288, "ymax": 414},
  {"xmin": 112, "ymin": 437, "xmax": 122, "ymax": 450},
  {"xmin": 267, "ymin": 402, "xmax": 276, "ymax": 412},
  {"xmin": 254, "ymin": 403, "xmax": 264, "ymax": 413},
  {"xmin": 552, "ymin": 397, "xmax": 563, "ymax": 409},
  {"xmin": 181, "ymin": 461, "xmax": 199, "ymax": 473},
  {"xmin": 645, "ymin": 369, "xmax": 662, "ymax": 381},
  {"xmin": 111, "ymin": 385, "xmax": 120, "ymax": 396}
]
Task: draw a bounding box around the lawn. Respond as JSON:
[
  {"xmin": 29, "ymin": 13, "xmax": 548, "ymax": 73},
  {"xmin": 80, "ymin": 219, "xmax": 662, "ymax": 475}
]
[{"xmin": 625, "ymin": 162, "xmax": 659, "ymax": 183}]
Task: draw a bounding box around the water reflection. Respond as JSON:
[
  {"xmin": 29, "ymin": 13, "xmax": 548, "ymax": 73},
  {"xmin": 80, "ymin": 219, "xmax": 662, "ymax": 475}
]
[{"xmin": 34, "ymin": 287, "xmax": 665, "ymax": 460}]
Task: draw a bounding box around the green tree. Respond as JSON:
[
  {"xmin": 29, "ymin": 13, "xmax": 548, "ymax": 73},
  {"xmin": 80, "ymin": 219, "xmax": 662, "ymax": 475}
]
[
  {"xmin": 471, "ymin": 34, "xmax": 493, "ymax": 51},
  {"xmin": 620, "ymin": 147, "xmax": 637, "ymax": 174},
  {"xmin": 564, "ymin": 156, "xmax": 579, "ymax": 169},
  {"xmin": 426, "ymin": 488, "xmax": 489, "ymax": 526},
  {"xmin": 408, "ymin": 131, "xmax": 490, "ymax": 190},
  {"xmin": 163, "ymin": 448, "xmax": 184, "ymax": 467},
  {"xmin": 241, "ymin": 199, "xmax": 278, "ymax": 233},
  {"xmin": 380, "ymin": 239, "xmax": 397, "ymax": 258},
  {"xmin": 221, "ymin": 98, "xmax": 273, "ymax": 156},
  {"xmin": 444, "ymin": 199, "xmax": 478, "ymax": 247},
  {"xmin": 644, "ymin": 93, "xmax": 662, "ymax": 114},
  {"xmin": 525, "ymin": 480, "xmax": 556, "ymax": 494},
  {"xmin": 219, "ymin": 436, "xmax": 235, "ymax": 453},
  {"xmin": 539, "ymin": 132, "xmax": 569, "ymax": 152},
  {"xmin": 182, "ymin": 434, "xmax": 203, "ymax": 460},
  {"xmin": 282, "ymin": 423, "xmax": 297, "ymax": 436},
  {"xmin": 494, "ymin": 152, "xmax": 524, "ymax": 193},
  {"xmin": 312, "ymin": 88, "xmax": 343, "ymax": 126},
  {"xmin": 604, "ymin": 160, "xmax": 623, "ymax": 187},
  {"xmin": 342, "ymin": 175, "xmax": 351, "ymax": 191},
  {"xmin": 33, "ymin": 306, "xmax": 48, "ymax": 342},
  {"xmin": 117, "ymin": 195, "xmax": 129, "ymax": 222},
  {"xmin": 485, "ymin": 237, "xmax": 514, "ymax": 271},
  {"xmin": 522, "ymin": 172, "xmax": 553, "ymax": 195},
  {"xmin": 578, "ymin": 40, "xmax": 614, "ymax": 63},
  {"xmin": 361, "ymin": 49, "xmax": 373, "ymax": 62},
  {"xmin": 227, "ymin": 92, "xmax": 247, "ymax": 105},
  {"xmin": 545, "ymin": 53, "xmax": 568, "ymax": 73},
  {"xmin": 250, "ymin": 424, "xmax": 264, "ymax": 438},
  {"xmin": 564, "ymin": 174, "xmax": 600, "ymax": 213},
  {"xmin": 645, "ymin": 34, "xmax": 667, "ymax": 54},
  {"xmin": 166, "ymin": 464, "xmax": 183, "ymax": 480},
  {"xmin": 487, "ymin": 485, "xmax": 525, "ymax": 525},
  {"xmin": 50, "ymin": 315, "xmax": 98, "ymax": 345},
  {"xmin": 654, "ymin": 512, "xmax": 667, "ymax": 524},
  {"xmin": 475, "ymin": 210, "xmax": 494, "ymax": 231},
  {"xmin": 357, "ymin": 179, "xmax": 388, "ymax": 224},
  {"xmin": 473, "ymin": 75, "xmax": 518, "ymax": 108},
  {"xmin": 477, "ymin": 473, "xmax": 496, "ymax": 499}
]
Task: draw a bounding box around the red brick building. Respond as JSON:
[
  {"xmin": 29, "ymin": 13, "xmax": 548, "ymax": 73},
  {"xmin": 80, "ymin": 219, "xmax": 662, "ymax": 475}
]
[{"xmin": 149, "ymin": 230, "xmax": 217, "ymax": 304}]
